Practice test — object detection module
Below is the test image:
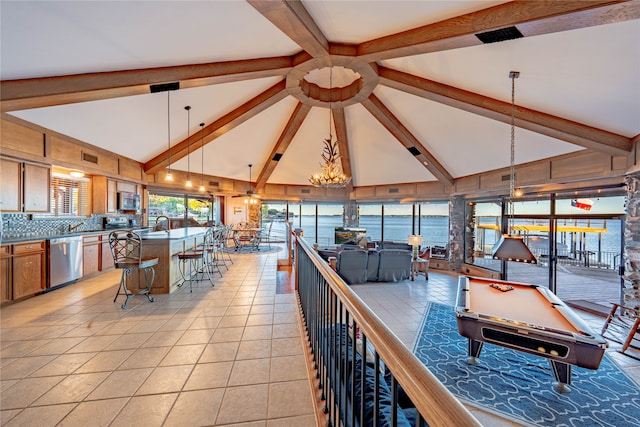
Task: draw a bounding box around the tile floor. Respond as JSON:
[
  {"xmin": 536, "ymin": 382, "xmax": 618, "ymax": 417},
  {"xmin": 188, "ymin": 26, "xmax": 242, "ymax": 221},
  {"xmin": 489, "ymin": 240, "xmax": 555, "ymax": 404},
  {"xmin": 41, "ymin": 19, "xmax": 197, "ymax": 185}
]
[
  {"xmin": 0, "ymin": 252, "xmax": 316, "ymax": 427},
  {"xmin": 2, "ymin": 250, "xmax": 639, "ymax": 427}
]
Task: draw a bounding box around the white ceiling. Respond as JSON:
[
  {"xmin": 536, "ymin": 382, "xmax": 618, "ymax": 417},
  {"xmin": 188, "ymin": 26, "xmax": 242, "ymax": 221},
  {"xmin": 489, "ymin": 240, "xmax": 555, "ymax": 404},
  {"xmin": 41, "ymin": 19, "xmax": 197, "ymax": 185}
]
[{"xmin": 2, "ymin": 1, "xmax": 639, "ymax": 188}]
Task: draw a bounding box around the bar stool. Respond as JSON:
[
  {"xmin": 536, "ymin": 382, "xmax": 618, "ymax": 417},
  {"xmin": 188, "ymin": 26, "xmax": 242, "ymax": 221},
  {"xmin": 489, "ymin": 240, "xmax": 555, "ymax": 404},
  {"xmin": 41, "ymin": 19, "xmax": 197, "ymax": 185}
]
[
  {"xmin": 109, "ymin": 230, "xmax": 158, "ymax": 309},
  {"xmin": 177, "ymin": 229, "xmax": 214, "ymax": 292}
]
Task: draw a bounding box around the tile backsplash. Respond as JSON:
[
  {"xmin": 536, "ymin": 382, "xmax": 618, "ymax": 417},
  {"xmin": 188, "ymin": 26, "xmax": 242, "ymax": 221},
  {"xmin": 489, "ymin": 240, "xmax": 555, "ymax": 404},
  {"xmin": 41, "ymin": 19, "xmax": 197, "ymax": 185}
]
[{"xmin": 1, "ymin": 213, "xmax": 143, "ymax": 241}]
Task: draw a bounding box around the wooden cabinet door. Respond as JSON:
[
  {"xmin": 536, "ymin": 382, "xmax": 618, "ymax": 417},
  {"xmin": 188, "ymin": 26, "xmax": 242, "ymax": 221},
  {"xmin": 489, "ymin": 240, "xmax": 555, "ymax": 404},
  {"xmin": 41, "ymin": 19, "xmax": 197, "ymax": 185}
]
[
  {"xmin": 83, "ymin": 244, "xmax": 100, "ymax": 277},
  {"xmin": 101, "ymin": 240, "xmax": 114, "ymax": 271},
  {"xmin": 0, "ymin": 158, "xmax": 22, "ymax": 212},
  {"xmin": 23, "ymin": 163, "xmax": 50, "ymax": 212},
  {"xmin": 107, "ymin": 179, "xmax": 117, "ymax": 213},
  {"xmin": 0, "ymin": 245, "xmax": 11, "ymax": 303},
  {"xmin": 12, "ymin": 253, "xmax": 44, "ymax": 299}
]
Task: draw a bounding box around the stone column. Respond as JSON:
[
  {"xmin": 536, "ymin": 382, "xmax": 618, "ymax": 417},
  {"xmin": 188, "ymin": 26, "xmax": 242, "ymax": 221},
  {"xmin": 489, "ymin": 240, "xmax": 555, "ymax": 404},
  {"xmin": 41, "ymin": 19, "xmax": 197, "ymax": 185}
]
[
  {"xmin": 343, "ymin": 200, "xmax": 359, "ymax": 227},
  {"xmin": 448, "ymin": 195, "xmax": 465, "ymax": 272},
  {"xmin": 623, "ymin": 171, "xmax": 640, "ymax": 309},
  {"xmin": 248, "ymin": 202, "xmax": 261, "ymax": 227}
]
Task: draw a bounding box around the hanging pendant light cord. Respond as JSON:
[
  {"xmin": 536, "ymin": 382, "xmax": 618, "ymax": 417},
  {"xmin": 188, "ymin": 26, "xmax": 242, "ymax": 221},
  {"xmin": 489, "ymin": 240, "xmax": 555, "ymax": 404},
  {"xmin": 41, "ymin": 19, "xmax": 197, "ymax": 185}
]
[
  {"xmin": 200, "ymin": 123, "xmax": 205, "ymax": 189},
  {"xmin": 328, "ymin": 67, "xmax": 333, "ymax": 140},
  {"xmin": 186, "ymin": 106, "xmax": 191, "ymax": 182},
  {"xmin": 167, "ymin": 91, "xmax": 171, "ymax": 173},
  {"xmin": 508, "ymin": 72, "xmax": 518, "ymax": 233}
]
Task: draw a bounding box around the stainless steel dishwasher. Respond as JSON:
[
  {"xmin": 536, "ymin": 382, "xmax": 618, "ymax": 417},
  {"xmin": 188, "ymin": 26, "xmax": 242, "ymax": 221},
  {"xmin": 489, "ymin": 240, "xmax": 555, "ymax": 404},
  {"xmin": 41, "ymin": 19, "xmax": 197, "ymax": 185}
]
[{"xmin": 49, "ymin": 236, "xmax": 83, "ymax": 287}]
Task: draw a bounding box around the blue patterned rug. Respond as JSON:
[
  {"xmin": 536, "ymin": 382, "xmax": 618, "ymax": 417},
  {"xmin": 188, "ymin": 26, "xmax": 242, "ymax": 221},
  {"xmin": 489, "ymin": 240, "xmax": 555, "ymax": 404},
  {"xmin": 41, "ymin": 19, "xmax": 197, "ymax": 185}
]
[{"xmin": 413, "ymin": 302, "xmax": 640, "ymax": 427}]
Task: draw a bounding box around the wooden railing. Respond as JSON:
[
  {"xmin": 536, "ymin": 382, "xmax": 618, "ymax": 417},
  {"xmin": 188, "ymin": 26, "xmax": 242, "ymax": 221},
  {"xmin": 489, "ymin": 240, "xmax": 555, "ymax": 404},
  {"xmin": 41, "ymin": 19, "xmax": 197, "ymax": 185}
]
[{"xmin": 295, "ymin": 237, "xmax": 482, "ymax": 427}]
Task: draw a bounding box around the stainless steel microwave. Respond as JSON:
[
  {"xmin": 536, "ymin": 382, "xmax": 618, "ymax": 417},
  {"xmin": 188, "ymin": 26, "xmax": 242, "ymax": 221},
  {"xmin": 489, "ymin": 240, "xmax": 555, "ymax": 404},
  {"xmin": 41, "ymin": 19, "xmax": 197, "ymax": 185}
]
[{"xmin": 117, "ymin": 192, "xmax": 140, "ymax": 211}]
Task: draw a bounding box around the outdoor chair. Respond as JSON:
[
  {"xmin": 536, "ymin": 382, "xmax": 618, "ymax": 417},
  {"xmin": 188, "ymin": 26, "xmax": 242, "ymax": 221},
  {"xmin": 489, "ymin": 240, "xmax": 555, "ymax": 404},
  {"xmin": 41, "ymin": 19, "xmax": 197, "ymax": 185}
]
[
  {"xmin": 109, "ymin": 230, "xmax": 158, "ymax": 309},
  {"xmin": 601, "ymin": 302, "xmax": 640, "ymax": 357}
]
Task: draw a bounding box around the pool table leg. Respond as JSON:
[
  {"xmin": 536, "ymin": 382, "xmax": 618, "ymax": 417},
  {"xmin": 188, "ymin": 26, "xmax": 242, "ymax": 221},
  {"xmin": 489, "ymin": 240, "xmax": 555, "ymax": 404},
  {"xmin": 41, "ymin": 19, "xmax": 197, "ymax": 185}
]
[
  {"xmin": 466, "ymin": 338, "xmax": 484, "ymax": 365},
  {"xmin": 550, "ymin": 361, "xmax": 572, "ymax": 393}
]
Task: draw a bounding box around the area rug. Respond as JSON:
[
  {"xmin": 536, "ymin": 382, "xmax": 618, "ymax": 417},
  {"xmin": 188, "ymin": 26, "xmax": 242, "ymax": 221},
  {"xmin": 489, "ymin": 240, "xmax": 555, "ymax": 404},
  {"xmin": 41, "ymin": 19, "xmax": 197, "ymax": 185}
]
[
  {"xmin": 413, "ymin": 302, "xmax": 640, "ymax": 427},
  {"xmin": 227, "ymin": 246, "xmax": 283, "ymax": 255}
]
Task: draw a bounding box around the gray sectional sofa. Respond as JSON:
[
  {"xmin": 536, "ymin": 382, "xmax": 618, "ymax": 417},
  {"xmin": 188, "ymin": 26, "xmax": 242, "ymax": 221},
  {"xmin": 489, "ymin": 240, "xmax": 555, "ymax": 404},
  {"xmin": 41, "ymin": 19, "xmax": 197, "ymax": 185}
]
[{"xmin": 335, "ymin": 248, "xmax": 412, "ymax": 285}]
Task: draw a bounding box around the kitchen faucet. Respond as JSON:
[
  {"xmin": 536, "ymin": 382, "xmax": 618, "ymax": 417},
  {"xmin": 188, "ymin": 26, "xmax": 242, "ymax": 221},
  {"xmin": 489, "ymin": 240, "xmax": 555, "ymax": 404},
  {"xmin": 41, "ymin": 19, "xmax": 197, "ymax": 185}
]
[{"xmin": 68, "ymin": 221, "xmax": 85, "ymax": 232}]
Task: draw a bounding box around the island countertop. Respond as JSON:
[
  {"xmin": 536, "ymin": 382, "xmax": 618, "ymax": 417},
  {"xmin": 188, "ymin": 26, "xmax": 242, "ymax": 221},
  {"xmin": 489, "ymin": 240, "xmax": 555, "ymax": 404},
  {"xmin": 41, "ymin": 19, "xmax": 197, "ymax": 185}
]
[{"xmin": 140, "ymin": 227, "xmax": 207, "ymax": 240}]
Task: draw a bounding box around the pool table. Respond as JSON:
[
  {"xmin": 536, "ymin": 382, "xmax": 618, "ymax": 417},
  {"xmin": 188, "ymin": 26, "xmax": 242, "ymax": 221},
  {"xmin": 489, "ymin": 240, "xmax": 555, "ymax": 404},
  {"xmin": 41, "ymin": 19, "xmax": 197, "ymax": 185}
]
[{"xmin": 455, "ymin": 276, "xmax": 608, "ymax": 393}]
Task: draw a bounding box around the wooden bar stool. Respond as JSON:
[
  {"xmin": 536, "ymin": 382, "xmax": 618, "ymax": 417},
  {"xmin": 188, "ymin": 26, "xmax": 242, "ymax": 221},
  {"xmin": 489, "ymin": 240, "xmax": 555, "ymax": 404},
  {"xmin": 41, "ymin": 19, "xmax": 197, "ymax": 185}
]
[
  {"xmin": 109, "ymin": 230, "xmax": 158, "ymax": 309},
  {"xmin": 178, "ymin": 230, "xmax": 215, "ymax": 292}
]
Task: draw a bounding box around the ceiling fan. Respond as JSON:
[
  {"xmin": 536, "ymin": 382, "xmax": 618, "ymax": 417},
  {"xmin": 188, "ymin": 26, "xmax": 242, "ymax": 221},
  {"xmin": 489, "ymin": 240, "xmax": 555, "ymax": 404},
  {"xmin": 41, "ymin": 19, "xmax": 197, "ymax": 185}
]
[{"xmin": 232, "ymin": 164, "xmax": 260, "ymax": 201}]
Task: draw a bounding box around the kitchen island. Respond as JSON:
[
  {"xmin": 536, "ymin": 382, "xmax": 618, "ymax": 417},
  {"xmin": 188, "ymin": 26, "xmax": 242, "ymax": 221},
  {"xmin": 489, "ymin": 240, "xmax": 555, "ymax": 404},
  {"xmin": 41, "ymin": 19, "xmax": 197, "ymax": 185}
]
[{"xmin": 126, "ymin": 227, "xmax": 208, "ymax": 294}]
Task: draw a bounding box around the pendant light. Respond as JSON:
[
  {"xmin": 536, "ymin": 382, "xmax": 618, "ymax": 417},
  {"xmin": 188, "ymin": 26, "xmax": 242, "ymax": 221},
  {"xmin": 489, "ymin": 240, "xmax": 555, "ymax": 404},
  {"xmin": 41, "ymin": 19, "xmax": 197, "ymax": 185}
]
[
  {"xmin": 491, "ymin": 71, "xmax": 537, "ymax": 264},
  {"xmin": 184, "ymin": 105, "xmax": 193, "ymax": 189},
  {"xmin": 199, "ymin": 122, "xmax": 206, "ymax": 192},
  {"xmin": 165, "ymin": 91, "xmax": 174, "ymax": 182}
]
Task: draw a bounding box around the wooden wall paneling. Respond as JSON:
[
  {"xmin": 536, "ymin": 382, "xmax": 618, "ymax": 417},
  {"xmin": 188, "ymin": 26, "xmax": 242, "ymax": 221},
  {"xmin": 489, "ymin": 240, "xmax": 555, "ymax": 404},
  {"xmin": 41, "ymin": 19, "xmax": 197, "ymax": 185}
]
[
  {"xmin": 551, "ymin": 151, "xmax": 609, "ymax": 180},
  {"xmin": 0, "ymin": 119, "xmax": 45, "ymax": 158},
  {"xmin": 119, "ymin": 157, "xmax": 143, "ymax": 181}
]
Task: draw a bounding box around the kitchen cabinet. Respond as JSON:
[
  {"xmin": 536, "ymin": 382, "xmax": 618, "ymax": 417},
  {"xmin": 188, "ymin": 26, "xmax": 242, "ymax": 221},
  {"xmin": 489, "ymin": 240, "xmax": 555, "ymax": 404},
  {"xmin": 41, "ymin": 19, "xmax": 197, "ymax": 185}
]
[
  {"xmin": 101, "ymin": 236, "xmax": 114, "ymax": 271},
  {"xmin": 0, "ymin": 158, "xmax": 50, "ymax": 213},
  {"xmin": 92, "ymin": 176, "xmax": 139, "ymax": 214},
  {"xmin": 23, "ymin": 163, "xmax": 51, "ymax": 212},
  {"xmin": 11, "ymin": 241, "xmax": 46, "ymax": 300},
  {"xmin": 0, "ymin": 158, "xmax": 21, "ymax": 212},
  {"xmin": 83, "ymin": 235, "xmax": 101, "ymax": 277},
  {"xmin": 1, "ymin": 245, "xmax": 11, "ymax": 303}
]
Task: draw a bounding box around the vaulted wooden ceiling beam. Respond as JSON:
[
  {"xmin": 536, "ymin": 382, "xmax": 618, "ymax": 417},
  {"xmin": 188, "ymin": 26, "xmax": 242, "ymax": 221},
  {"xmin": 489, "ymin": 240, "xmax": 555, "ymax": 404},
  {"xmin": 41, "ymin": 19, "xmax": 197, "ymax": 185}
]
[
  {"xmin": 144, "ymin": 80, "xmax": 288, "ymax": 174},
  {"xmin": 332, "ymin": 108, "xmax": 353, "ymax": 192},
  {"xmin": 361, "ymin": 94, "xmax": 454, "ymax": 186},
  {"xmin": 378, "ymin": 66, "xmax": 633, "ymax": 156},
  {"xmin": 248, "ymin": 0, "xmax": 329, "ymax": 58},
  {"xmin": 0, "ymin": 57, "xmax": 293, "ymax": 112},
  {"xmin": 255, "ymin": 102, "xmax": 311, "ymax": 190},
  {"xmin": 357, "ymin": 1, "xmax": 639, "ymax": 62}
]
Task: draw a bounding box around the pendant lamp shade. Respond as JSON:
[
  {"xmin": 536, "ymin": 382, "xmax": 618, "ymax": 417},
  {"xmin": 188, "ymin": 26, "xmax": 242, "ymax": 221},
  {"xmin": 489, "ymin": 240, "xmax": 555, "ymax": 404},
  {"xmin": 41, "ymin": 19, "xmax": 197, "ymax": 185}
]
[{"xmin": 491, "ymin": 234, "xmax": 537, "ymax": 264}]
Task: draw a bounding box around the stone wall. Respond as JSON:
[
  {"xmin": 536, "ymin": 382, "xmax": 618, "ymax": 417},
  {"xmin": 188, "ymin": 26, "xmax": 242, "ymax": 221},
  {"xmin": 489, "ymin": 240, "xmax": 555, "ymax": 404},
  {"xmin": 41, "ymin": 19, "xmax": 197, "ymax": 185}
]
[
  {"xmin": 343, "ymin": 200, "xmax": 359, "ymax": 227},
  {"xmin": 623, "ymin": 172, "xmax": 640, "ymax": 309},
  {"xmin": 448, "ymin": 195, "xmax": 465, "ymax": 272}
]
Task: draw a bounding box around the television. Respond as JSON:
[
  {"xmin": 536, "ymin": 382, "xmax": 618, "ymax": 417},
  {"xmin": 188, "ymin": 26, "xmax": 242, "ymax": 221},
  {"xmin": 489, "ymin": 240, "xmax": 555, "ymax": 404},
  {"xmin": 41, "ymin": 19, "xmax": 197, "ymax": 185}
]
[{"xmin": 334, "ymin": 227, "xmax": 367, "ymax": 246}]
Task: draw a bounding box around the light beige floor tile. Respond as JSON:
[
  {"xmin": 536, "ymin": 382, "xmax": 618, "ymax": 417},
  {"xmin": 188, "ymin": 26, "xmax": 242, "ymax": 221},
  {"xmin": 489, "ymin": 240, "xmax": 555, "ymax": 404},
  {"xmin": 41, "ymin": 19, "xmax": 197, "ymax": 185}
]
[
  {"xmin": 273, "ymin": 312, "xmax": 298, "ymax": 324},
  {"xmin": 86, "ymin": 367, "xmax": 152, "ymax": 400},
  {"xmin": 185, "ymin": 317, "xmax": 223, "ymax": 330},
  {"xmin": 0, "ymin": 339, "xmax": 50, "ymax": 358},
  {"xmin": 3, "ymin": 402, "xmax": 76, "ymax": 427},
  {"xmin": 1, "ymin": 408, "xmax": 21, "ymax": 425},
  {"xmin": 199, "ymin": 342, "xmax": 240, "ymax": 363},
  {"xmin": 225, "ymin": 306, "xmax": 252, "ymax": 316},
  {"xmin": 66, "ymin": 335, "xmax": 119, "ymax": 353},
  {"xmin": 211, "ymin": 327, "xmax": 244, "ymax": 343},
  {"xmin": 156, "ymin": 317, "xmax": 196, "ymax": 331},
  {"xmin": 57, "ymin": 397, "xmax": 128, "ymax": 427},
  {"xmin": 270, "ymin": 355, "xmax": 308, "ymax": 382},
  {"xmin": 250, "ymin": 305, "xmax": 274, "ymax": 315},
  {"xmin": 24, "ymin": 337, "xmax": 86, "ymax": 356},
  {"xmin": 267, "ymin": 414, "xmax": 317, "ymax": 427},
  {"xmin": 215, "ymin": 384, "xmax": 269, "ymax": 425},
  {"xmin": 183, "ymin": 361, "xmax": 233, "ymax": 390},
  {"xmin": 103, "ymin": 332, "xmax": 153, "ymax": 351},
  {"xmin": 246, "ymin": 313, "xmax": 274, "ymax": 326},
  {"xmin": 271, "ymin": 337, "xmax": 303, "ymax": 357},
  {"xmin": 163, "ymin": 388, "xmax": 225, "ymax": 427},
  {"xmin": 135, "ymin": 364, "xmax": 193, "ymax": 395},
  {"xmin": 218, "ymin": 315, "xmax": 249, "ymax": 328},
  {"xmin": 159, "ymin": 344, "xmax": 206, "ymax": 366},
  {"xmin": 272, "ymin": 323, "xmax": 300, "ymax": 339},
  {"xmin": 30, "ymin": 352, "xmax": 96, "ymax": 377},
  {"xmin": 243, "ymin": 325, "xmax": 273, "ymax": 341},
  {"xmin": 227, "ymin": 358, "xmax": 271, "ymax": 386},
  {"xmin": 175, "ymin": 328, "xmax": 214, "ymax": 345},
  {"xmin": 0, "ymin": 355, "xmax": 57, "ymax": 380},
  {"xmin": 32, "ymin": 372, "xmax": 109, "ymax": 405},
  {"xmin": 139, "ymin": 330, "xmax": 185, "ymax": 348},
  {"xmin": 236, "ymin": 339, "xmax": 272, "ymax": 360},
  {"xmin": 268, "ymin": 380, "xmax": 314, "ymax": 419},
  {"xmin": 0, "ymin": 379, "xmax": 19, "ymax": 393},
  {"xmin": 110, "ymin": 393, "xmax": 178, "ymax": 427},
  {"xmin": 118, "ymin": 346, "xmax": 171, "ymax": 370},
  {"xmin": 74, "ymin": 349, "xmax": 134, "ymax": 373},
  {"xmin": 0, "ymin": 376, "xmax": 64, "ymax": 409}
]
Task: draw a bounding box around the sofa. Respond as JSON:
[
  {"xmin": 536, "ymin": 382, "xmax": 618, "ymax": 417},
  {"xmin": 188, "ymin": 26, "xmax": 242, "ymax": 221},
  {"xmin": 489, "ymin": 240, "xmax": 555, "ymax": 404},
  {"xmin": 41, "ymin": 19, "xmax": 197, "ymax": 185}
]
[{"xmin": 335, "ymin": 248, "xmax": 412, "ymax": 285}]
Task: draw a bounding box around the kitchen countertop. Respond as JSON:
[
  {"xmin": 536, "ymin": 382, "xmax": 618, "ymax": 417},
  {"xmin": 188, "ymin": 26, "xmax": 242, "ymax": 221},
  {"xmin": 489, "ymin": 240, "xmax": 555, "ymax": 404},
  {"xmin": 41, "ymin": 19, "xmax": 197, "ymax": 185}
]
[{"xmin": 140, "ymin": 227, "xmax": 207, "ymax": 240}]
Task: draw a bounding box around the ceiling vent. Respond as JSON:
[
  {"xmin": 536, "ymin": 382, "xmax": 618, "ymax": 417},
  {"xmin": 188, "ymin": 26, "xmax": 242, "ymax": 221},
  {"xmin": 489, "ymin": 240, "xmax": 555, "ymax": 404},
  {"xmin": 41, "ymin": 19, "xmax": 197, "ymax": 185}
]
[
  {"xmin": 208, "ymin": 181, "xmax": 219, "ymax": 187},
  {"xmin": 301, "ymin": 189, "xmax": 310, "ymax": 194},
  {"xmin": 501, "ymin": 174, "xmax": 512, "ymax": 182},
  {"xmin": 407, "ymin": 147, "xmax": 421, "ymax": 156},
  {"xmin": 475, "ymin": 26, "xmax": 523, "ymax": 44},
  {"xmin": 82, "ymin": 152, "xmax": 98, "ymax": 164},
  {"xmin": 149, "ymin": 82, "xmax": 180, "ymax": 93},
  {"xmin": 389, "ymin": 188, "xmax": 399, "ymax": 194},
  {"xmin": 272, "ymin": 153, "xmax": 283, "ymax": 162}
]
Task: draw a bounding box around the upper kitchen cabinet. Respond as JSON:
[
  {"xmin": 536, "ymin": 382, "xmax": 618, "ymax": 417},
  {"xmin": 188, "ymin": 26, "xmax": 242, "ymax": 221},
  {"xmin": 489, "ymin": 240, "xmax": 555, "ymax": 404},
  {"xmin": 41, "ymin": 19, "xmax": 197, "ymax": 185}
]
[{"xmin": 0, "ymin": 157, "xmax": 50, "ymax": 213}]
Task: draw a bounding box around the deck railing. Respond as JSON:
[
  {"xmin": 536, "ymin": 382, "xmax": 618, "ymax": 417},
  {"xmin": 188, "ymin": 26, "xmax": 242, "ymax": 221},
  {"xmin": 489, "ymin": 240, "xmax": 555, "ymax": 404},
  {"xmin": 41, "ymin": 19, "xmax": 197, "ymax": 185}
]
[{"xmin": 295, "ymin": 237, "xmax": 481, "ymax": 427}]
